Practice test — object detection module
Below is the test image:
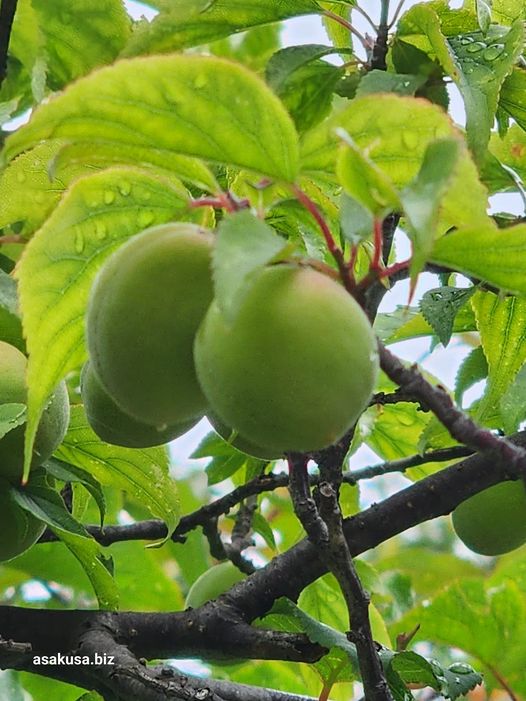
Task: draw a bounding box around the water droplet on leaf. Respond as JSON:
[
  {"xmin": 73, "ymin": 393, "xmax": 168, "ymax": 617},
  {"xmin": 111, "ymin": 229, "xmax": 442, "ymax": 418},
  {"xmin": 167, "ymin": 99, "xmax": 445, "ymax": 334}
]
[
  {"xmin": 465, "ymin": 41, "xmax": 486, "ymax": 53},
  {"xmin": 194, "ymin": 74, "xmax": 208, "ymax": 89},
  {"xmin": 104, "ymin": 190, "xmax": 116, "ymax": 205},
  {"xmin": 138, "ymin": 210, "xmax": 154, "ymax": 227},
  {"xmin": 118, "ymin": 181, "xmax": 131, "ymax": 197},
  {"xmin": 95, "ymin": 222, "xmax": 107, "ymax": 240},
  {"xmin": 16, "ymin": 172, "xmax": 26, "ymax": 183},
  {"xmin": 483, "ymin": 44, "xmax": 505, "ymax": 61},
  {"xmin": 74, "ymin": 229, "xmax": 85, "ymax": 254}
]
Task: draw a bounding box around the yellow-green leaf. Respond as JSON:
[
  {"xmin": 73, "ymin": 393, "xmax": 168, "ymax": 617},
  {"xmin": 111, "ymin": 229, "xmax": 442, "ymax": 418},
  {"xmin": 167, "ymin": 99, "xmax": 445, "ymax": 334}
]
[{"xmin": 4, "ymin": 55, "xmax": 299, "ymax": 183}]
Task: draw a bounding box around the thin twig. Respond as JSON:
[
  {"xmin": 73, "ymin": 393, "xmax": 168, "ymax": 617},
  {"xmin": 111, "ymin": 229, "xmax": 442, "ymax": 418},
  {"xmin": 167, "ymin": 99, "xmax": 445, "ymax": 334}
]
[
  {"xmin": 322, "ymin": 9, "xmax": 368, "ymax": 48},
  {"xmin": 389, "ymin": 0, "xmax": 408, "ymax": 28}
]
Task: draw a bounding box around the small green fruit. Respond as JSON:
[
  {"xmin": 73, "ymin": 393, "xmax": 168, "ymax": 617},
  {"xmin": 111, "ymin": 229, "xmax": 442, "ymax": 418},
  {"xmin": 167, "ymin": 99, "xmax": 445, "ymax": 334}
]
[
  {"xmin": 185, "ymin": 561, "xmax": 246, "ymax": 609},
  {"xmin": 81, "ymin": 362, "xmax": 197, "ymax": 447},
  {"xmin": 195, "ymin": 265, "xmax": 378, "ymax": 454},
  {"xmin": 86, "ymin": 223, "xmax": 214, "ymax": 427},
  {"xmin": 0, "ymin": 341, "xmax": 70, "ymax": 481},
  {"xmin": 452, "ymin": 480, "xmax": 526, "ymax": 556},
  {"xmin": 207, "ymin": 412, "xmax": 281, "ymax": 461},
  {"xmin": 0, "ymin": 478, "xmax": 45, "ymax": 561}
]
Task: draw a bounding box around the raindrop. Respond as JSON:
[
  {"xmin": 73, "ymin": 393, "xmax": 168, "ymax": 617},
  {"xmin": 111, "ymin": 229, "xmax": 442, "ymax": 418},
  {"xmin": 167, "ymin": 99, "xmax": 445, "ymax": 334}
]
[
  {"xmin": 449, "ymin": 662, "xmax": 472, "ymax": 673},
  {"xmin": 402, "ymin": 130, "xmax": 419, "ymax": 149},
  {"xmin": 138, "ymin": 210, "xmax": 154, "ymax": 227},
  {"xmin": 464, "ymin": 66, "xmax": 474, "ymax": 74},
  {"xmin": 34, "ymin": 192, "xmax": 46, "ymax": 204},
  {"xmin": 104, "ymin": 190, "xmax": 116, "ymax": 205},
  {"xmin": 74, "ymin": 229, "xmax": 85, "ymax": 254},
  {"xmin": 118, "ymin": 180, "xmax": 131, "ymax": 197},
  {"xmin": 16, "ymin": 171, "xmax": 26, "ymax": 183},
  {"xmin": 460, "ymin": 36, "xmax": 475, "ymax": 45},
  {"xmin": 95, "ymin": 221, "xmax": 107, "ymax": 240},
  {"xmin": 483, "ymin": 44, "xmax": 505, "ymax": 61},
  {"xmin": 194, "ymin": 73, "xmax": 208, "ymax": 89},
  {"xmin": 465, "ymin": 41, "xmax": 486, "ymax": 53}
]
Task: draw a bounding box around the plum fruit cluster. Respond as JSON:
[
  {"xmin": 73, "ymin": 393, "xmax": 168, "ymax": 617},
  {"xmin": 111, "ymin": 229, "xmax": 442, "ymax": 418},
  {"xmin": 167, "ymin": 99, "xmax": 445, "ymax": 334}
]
[
  {"xmin": 83, "ymin": 221, "xmax": 379, "ymax": 457},
  {"xmin": 0, "ymin": 340, "xmax": 70, "ymax": 561}
]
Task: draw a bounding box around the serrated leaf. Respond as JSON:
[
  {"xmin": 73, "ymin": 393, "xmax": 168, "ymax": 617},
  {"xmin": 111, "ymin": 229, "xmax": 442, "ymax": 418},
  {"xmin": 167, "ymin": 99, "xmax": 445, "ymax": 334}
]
[
  {"xmin": 213, "ymin": 211, "xmax": 288, "ymax": 322},
  {"xmin": 336, "ymin": 129, "xmax": 401, "ymax": 216},
  {"xmin": 391, "ymin": 651, "xmax": 439, "ymax": 689},
  {"xmin": 0, "ymin": 403, "xmax": 26, "ymax": 440},
  {"xmin": 492, "ymin": 0, "xmax": 525, "ymax": 23},
  {"xmin": 12, "ymin": 484, "xmax": 118, "ymax": 610},
  {"xmin": 121, "ymin": 0, "xmax": 320, "ymax": 57},
  {"xmin": 16, "ymin": 167, "xmax": 189, "ymax": 480},
  {"xmin": 419, "ymin": 285, "xmax": 476, "ymax": 347},
  {"xmin": 500, "ymin": 67, "xmax": 526, "ymax": 130},
  {"xmin": 32, "ymin": 0, "xmax": 131, "ymax": 88},
  {"xmin": 266, "ymin": 44, "xmax": 350, "ymax": 91},
  {"xmin": 472, "ymin": 290, "xmax": 526, "ymax": 421},
  {"xmin": 455, "ymin": 345, "xmax": 488, "ymax": 404},
  {"xmin": 54, "ymin": 404, "xmax": 179, "ymax": 540},
  {"xmin": 442, "ymin": 663, "xmax": 483, "ymax": 700},
  {"xmin": 191, "ymin": 430, "xmax": 237, "ymax": 459},
  {"xmin": 446, "ymin": 22, "xmax": 524, "ymax": 163},
  {"xmin": 4, "ymin": 55, "xmax": 300, "ymax": 183},
  {"xmin": 431, "ymin": 222, "xmax": 526, "ymax": 295},
  {"xmin": 301, "ymin": 94, "xmax": 489, "ymax": 235},
  {"xmin": 401, "ymin": 138, "xmax": 461, "ymax": 278}
]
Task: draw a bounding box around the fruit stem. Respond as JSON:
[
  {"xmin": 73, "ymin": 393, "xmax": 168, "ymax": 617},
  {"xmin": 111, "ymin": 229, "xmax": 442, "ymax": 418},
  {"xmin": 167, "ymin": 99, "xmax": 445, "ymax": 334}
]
[
  {"xmin": 190, "ymin": 192, "xmax": 250, "ymax": 213},
  {"xmin": 322, "ymin": 9, "xmax": 368, "ymax": 48},
  {"xmin": 292, "ymin": 185, "xmax": 356, "ymax": 294}
]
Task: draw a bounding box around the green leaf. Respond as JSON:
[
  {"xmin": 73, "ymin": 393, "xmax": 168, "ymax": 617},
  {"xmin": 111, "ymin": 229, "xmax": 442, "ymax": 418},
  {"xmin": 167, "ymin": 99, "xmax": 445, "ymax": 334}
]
[
  {"xmin": 489, "ymin": 124, "xmax": 526, "ymax": 187},
  {"xmin": 401, "ymin": 138, "xmax": 461, "ymax": 277},
  {"xmin": 476, "ymin": 0, "xmax": 492, "ymax": 33},
  {"xmin": 336, "ymin": 129, "xmax": 401, "ymax": 216},
  {"xmin": 0, "ymin": 270, "xmax": 23, "ymax": 350},
  {"xmin": 356, "ymin": 70, "xmax": 427, "ymax": 97},
  {"xmin": 339, "ymin": 193, "xmax": 374, "ymax": 246},
  {"xmin": 500, "ymin": 68, "xmax": 526, "ymax": 130},
  {"xmin": 55, "ymin": 406, "xmax": 179, "ymax": 539},
  {"xmin": 213, "ymin": 210, "xmax": 288, "ymax": 322},
  {"xmin": 455, "ymin": 345, "xmax": 488, "ymax": 404},
  {"xmin": 365, "ymin": 402, "xmax": 431, "ymax": 466},
  {"xmin": 442, "ymin": 663, "xmax": 484, "ymax": 700},
  {"xmin": 266, "ymin": 44, "xmax": 349, "ymax": 91},
  {"xmin": 12, "ymin": 484, "xmax": 119, "ymax": 610},
  {"xmin": 252, "ymin": 511, "xmax": 277, "ymax": 550},
  {"xmin": 499, "ymin": 364, "xmax": 526, "ymax": 433},
  {"xmin": 301, "ymin": 94, "xmax": 488, "ymax": 235},
  {"xmin": 419, "ymin": 285, "xmax": 476, "ymax": 347},
  {"xmin": 430, "ymin": 222, "xmax": 526, "ymax": 295},
  {"xmin": 472, "ymin": 290, "xmax": 526, "ymax": 421},
  {"xmin": 4, "ymin": 55, "xmax": 300, "ymax": 183},
  {"xmin": 32, "ymin": 0, "xmax": 131, "ymax": 88},
  {"xmin": 391, "ymin": 651, "xmax": 439, "ymax": 689},
  {"xmin": 0, "ymin": 403, "xmax": 26, "ymax": 440},
  {"xmin": 121, "ymin": 0, "xmax": 320, "ymax": 57},
  {"xmin": 206, "ymin": 452, "xmax": 251, "ymax": 486},
  {"xmin": 16, "ymin": 167, "xmax": 189, "ymax": 481},
  {"xmin": 44, "ymin": 457, "xmax": 106, "ymax": 527},
  {"xmin": 492, "ymin": 0, "xmax": 526, "ymax": 24},
  {"xmin": 446, "ymin": 22, "xmax": 524, "ymax": 163}
]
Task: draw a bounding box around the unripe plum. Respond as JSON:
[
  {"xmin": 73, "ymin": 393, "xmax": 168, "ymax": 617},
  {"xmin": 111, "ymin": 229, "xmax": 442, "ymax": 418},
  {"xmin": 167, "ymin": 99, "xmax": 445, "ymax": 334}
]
[
  {"xmin": 194, "ymin": 265, "xmax": 379, "ymax": 454},
  {"xmin": 0, "ymin": 478, "xmax": 45, "ymax": 561},
  {"xmin": 0, "ymin": 341, "xmax": 70, "ymax": 481},
  {"xmin": 185, "ymin": 561, "xmax": 246, "ymax": 609},
  {"xmin": 452, "ymin": 480, "xmax": 526, "ymax": 556},
  {"xmin": 86, "ymin": 223, "xmax": 214, "ymax": 428},
  {"xmin": 207, "ymin": 412, "xmax": 281, "ymax": 461},
  {"xmin": 81, "ymin": 362, "xmax": 197, "ymax": 448}
]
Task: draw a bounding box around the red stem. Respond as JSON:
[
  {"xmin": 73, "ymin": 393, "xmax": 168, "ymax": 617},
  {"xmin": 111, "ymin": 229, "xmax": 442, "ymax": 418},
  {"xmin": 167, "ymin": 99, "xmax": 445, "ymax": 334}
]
[
  {"xmin": 292, "ymin": 185, "xmax": 355, "ymax": 294},
  {"xmin": 372, "ymin": 218, "xmax": 383, "ymax": 272},
  {"xmin": 322, "ymin": 9, "xmax": 368, "ymax": 46}
]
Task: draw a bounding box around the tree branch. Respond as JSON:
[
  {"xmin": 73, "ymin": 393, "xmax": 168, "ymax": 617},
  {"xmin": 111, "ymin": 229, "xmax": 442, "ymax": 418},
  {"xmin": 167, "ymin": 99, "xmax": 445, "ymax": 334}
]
[{"xmin": 0, "ymin": 0, "xmax": 18, "ymax": 90}]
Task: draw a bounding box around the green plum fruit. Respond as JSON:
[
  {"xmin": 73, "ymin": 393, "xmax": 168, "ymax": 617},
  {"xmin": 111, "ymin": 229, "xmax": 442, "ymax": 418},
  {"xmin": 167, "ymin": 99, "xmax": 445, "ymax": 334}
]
[
  {"xmin": 185, "ymin": 561, "xmax": 246, "ymax": 609},
  {"xmin": 86, "ymin": 223, "xmax": 214, "ymax": 428},
  {"xmin": 194, "ymin": 264, "xmax": 379, "ymax": 454},
  {"xmin": 452, "ymin": 480, "xmax": 526, "ymax": 556},
  {"xmin": 81, "ymin": 362, "xmax": 197, "ymax": 448},
  {"xmin": 0, "ymin": 341, "xmax": 70, "ymax": 481},
  {"xmin": 0, "ymin": 477, "xmax": 45, "ymax": 561},
  {"xmin": 207, "ymin": 412, "xmax": 282, "ymax": 461}
]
